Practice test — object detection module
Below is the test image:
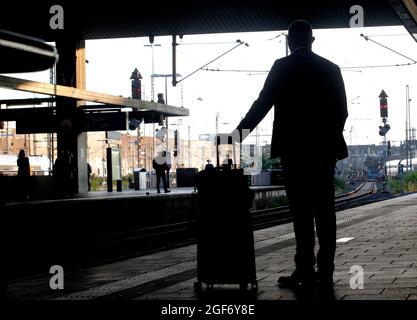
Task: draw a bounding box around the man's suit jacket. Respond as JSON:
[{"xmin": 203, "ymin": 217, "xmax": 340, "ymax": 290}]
[{"xmin": 236, "ymin": 47, "xmax": 348, "ymax": 160}]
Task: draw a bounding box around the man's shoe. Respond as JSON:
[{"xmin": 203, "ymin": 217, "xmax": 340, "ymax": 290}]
[
  {"xmin": 318, "ymin": 277, "xmax": 334, "ymax": 288},
  {"xmin": 165, "ymin": 190, "xmax": 171, "ymax": 193},
  {"xmin": 277, "ymin": 270, "xmax": 315, "ymax": 289},
  {"xmin": 316, "ymin": 271, "xmax": 334, "ymax": 287},
  {"xmin": 318, "ymin": 283, "xmax": 335, "ymax": 301},
  {"xmin": 277, "ymin": 275, "xmax": 298, "ymax": 288}
]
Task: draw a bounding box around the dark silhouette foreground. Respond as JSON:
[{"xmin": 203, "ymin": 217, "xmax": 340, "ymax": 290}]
[{"xmin": 233, "ymin": 20, "xmax": 348, "ymax": 291}]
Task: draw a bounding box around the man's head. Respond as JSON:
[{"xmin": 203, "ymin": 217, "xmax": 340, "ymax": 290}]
[{"xmin": 288, "ymin": 20, "xmax": 315, "ymax": 51}]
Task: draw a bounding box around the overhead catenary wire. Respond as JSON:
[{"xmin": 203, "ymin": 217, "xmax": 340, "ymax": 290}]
[
  {"xmin": 175, "ymin": 40, "xmax": 249, "ymax": 85},
  {"xmin": 360, "ymin": 33, "xmax": 417, "ymax": 64},
  {"xmin": 177, "ymin": 39, "xmax": 249, "ymax": 84},
  {"xmin": 341, "ymin": 62, "xmax": 416, "ymax": 70},
  {"xmin": 202, "ymin": 67, "xmax": 363, "ymax": 75},
  {"xmin": 178, "ymin": 41, "xmax": 238, "ymax": 45},
  {"xmin": 202, "ymin": 63, "xmax": 413, "ymax": 74},
  {"xmin": 328, "ymin": 34, "xmax": 417, "ymax": 70},
  {"xmin": 203, "ymin": 67, "xmax": 363, "ymax": 75},
  {"xmin": 202, "ymin": 33, "xmax": 417, "ymax": 76},
  {"xmin": 362, "ymin": 34, "xmax": 409, "ymax": 37},
  {"xmin": 266, "ymin": 33, "xmax": 287, "ymax": 41},
  {"xmin": 202, "ymin": 68, "xmax": 268, "ymax": 73}
]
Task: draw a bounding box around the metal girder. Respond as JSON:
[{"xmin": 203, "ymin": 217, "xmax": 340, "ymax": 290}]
[
  {"xmin": 0, "ymin": 75, "xmax": 189, "ymax": 117},
  {"xmin": 0, "ymin": 29, "xmax": 58, "ymax": 73},
  {"xmin": 81, "ymin": 104, "xmax": 171, "ymax": 124},
  {"xmin": 0, "ymin": 107, "xmax": 54, "ymax": 122},
  {"xmin": 0, "ymin": 105, "xmax": 172, "ymax": 133},
  {"xmin": 0, "ymin": 98, "xmax": 55, "ymax": 106}
]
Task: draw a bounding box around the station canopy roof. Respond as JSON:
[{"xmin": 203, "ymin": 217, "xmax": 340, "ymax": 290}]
[
  {"xmin": 0, "ymin": 1, "xmax": 405, "ymax": 42},
  {"xmin": 1, "ymin": 0, "xmax": 416, "ymax": 81}
]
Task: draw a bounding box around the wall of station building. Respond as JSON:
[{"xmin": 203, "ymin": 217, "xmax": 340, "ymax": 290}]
[{"xmin": 0, "ymin": 127, "xmax": 223, "ymax": 176}]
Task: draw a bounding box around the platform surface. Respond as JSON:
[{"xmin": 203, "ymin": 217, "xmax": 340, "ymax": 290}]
[
  {"xmin": 6, "ymin": 193, "xmax": 417, "ymax": 301},
  {"xmin": 4, "ymin": 185, "xmax": 284, "ymax": 206}
]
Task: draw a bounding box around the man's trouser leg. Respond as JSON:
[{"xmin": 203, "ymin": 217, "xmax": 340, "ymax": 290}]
[
  {"xmin": 156, "ymin": 171, "xmax": 161, "ymax": 192},
  {"xmin": 161, "ymin": 172, "xmax": 168, "ymax": 192},
  {"xmin": 282, "ymin": 157, "xmax": 316, "ymax": 280},
  {"xmin": 314, "ymin": 160, "xmax": 337, "ymax": 281}
]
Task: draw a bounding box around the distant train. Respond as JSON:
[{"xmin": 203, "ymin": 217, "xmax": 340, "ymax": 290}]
[
  {"xmin": 385, "ymin": 158, "xmax": 417, "ymax": 176},
  {"xmin": 0, "ymin": 154, "xmax": 51, "ymax": 176}
]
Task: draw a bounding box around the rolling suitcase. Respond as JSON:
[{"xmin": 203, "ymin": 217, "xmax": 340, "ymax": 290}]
[{"xmin": 194, "ymin": 137, "xmax": 258, "ymax": 291}]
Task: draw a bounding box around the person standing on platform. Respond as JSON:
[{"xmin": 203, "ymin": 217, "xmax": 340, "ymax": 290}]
[
  {"xmin": 165, "ymin": 151, "xmax": 172, "ymax": 189},
  {"xmin": 205, "ymin": 159, "xmax": 214, "ymax": 171},
  {"xmin": 53, "ymin": 150, "xmax": 73, "ymax": 197},
  {"xmin": 230, "ymin": 20, "xmax": 348, "ymax": 291},
  {"xmin": 222, "ymin": 154, "xmax": 233, "ymax": 170},
  {"xmin": 153, "ymin": 152, "xmax": 170, "ymax": 194},
  {"xmin": 87, "ymin": 163, "xmax": 92, "ymax": 191},
  {"xmin": 17, "ymin": 149, "xmax": 30, "ymax": 199}
]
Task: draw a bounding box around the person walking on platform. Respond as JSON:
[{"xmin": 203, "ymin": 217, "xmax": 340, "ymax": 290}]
[
  {"xmin": 153, "ymin": 152, "xmax": 170, "ymax": 194},
  {"xmin": 17, "ymin": 149, "xmax": 30, "ymax": 199},
  {"xmin": 87, "ymin": 163, "xmax": 92, "ymax": 191},
  {"xmin": 229, "ymin": 20, "xmax": 348, "ymax": 290}
]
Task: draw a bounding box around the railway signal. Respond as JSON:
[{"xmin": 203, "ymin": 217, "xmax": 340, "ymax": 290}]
[
  {"xmin": 379, "ymin": 123, "xmax": 391, "ymax": 136},
  {"xmin": 379, "ymin": 90, "xmax": 388, "ymax": 118},
  {"xmin": 378, "ymin": 90, "xmax": 390, "ymax": 136},
  {"xmin": 130, "ymin": 68, "xmax": 142, "ymax": 100}
]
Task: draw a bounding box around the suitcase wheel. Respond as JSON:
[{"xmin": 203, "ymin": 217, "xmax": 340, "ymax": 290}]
[
  {"xmin": 194, "ymin": 281, "xmax": 202, "ymax": 292},
  {"xmin": 239, "ymin": 283, "xmax": 248, "ymax": 291}
]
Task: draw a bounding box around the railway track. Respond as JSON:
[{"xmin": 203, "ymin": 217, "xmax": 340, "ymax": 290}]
[
  {"xmin": 88, "ymin": 181, "xmax": 378, "ymax": 263},
  {"xmin": 9, "ymin": 180, "xmax": 381, "ymax": 281},
  {"xmin": 252, "ymin": 180, "xmax": 376, "ymax": 230}
]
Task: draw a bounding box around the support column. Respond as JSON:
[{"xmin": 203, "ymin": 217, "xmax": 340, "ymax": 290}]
[{"xmin": 55, "ymin": 39, "xmax": 88, "ymax": 194}]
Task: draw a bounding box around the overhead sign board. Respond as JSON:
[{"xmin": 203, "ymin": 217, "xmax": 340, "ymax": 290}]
[{"xmin": 83, "ymin": 112, "xmax": 127, "ymax": 132}]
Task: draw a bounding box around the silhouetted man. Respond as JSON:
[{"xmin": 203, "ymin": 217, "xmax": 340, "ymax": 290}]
[
  {"xmin": 222, "ymin": 154, "xmax": 233, "ymax": 170},
  {"xmin": 53, "ymin": 149, "xmax": 74, "ymax": 197},
  {"xmin": 205, "ymin": 159, "xmax": 214, "ymax": 171},
  {"xmin": 233, "ymin": 20, "xmax": 348, "ymax": 289},
  {"xmin": 87, "ymin": 163, "xmax": 92, "ymax": 191},
  {"xmin": 165, "ymin": 151, "xmax": 172, "ymax": 188},
  {"xmin": 153, "ymin": 152, "xmax": 170, "ymax": 194},
  {"xmin": 17, "ymin": 149, "xmax": 30, "ymax": 200}
]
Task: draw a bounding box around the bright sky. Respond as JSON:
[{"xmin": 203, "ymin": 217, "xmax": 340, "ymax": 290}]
[{"xmin": 2, "ymin": 25, "xmax": 417, "ymax": 147}]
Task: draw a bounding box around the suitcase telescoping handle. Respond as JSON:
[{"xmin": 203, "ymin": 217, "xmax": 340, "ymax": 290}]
[{"xmin": 216, "ymin": 135, "xmax": 236, "ymax": 168}]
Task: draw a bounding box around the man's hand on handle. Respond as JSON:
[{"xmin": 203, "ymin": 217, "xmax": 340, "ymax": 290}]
[{"xmin": 215, "ymin": 128, "xmax": 250, "ymax": 145}]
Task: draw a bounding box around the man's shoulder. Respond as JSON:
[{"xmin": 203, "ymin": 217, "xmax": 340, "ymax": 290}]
[
  {"xmin": 311, "ymin": 52, "xmax": 341, "ymax": 71},
  {"xmin": 277, "ymin": 50, "xmax": 340, "ymax": 69},
  {"xmin": 273, "ymin": 56, "xmax": 290, "ymax": 66}
]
